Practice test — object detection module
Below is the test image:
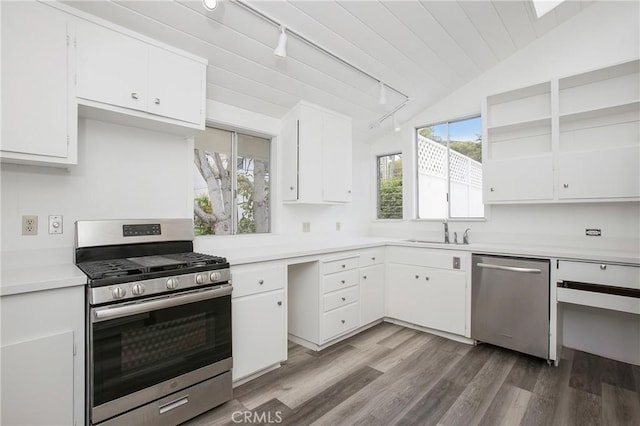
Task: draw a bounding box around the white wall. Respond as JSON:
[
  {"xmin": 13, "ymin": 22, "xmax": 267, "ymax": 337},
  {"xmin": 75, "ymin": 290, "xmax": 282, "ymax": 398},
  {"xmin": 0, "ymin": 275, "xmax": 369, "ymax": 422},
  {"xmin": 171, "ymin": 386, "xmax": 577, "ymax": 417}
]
[
  {"xmin": 1, "ymin": 119, "xmax": 192, "ymax": 255},
  {"xmin": 369, "ymin": 0, "xmax": 640, "ymax": 253}
]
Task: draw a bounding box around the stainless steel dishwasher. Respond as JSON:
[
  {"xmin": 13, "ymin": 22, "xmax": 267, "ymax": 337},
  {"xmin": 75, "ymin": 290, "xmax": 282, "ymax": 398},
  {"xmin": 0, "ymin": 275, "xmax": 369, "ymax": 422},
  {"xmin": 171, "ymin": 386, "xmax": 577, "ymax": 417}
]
[{"xmin": 471, "ymin": 254, "xmax": 550, "ymax": 360}]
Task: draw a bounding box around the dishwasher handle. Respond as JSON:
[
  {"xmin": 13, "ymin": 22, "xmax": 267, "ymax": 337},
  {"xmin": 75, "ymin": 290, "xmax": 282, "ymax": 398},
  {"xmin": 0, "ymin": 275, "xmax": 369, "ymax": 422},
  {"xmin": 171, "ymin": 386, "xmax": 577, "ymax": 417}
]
[{"xmin": 477, "ymin": 262, "xmax": 542, "ymax": 274}]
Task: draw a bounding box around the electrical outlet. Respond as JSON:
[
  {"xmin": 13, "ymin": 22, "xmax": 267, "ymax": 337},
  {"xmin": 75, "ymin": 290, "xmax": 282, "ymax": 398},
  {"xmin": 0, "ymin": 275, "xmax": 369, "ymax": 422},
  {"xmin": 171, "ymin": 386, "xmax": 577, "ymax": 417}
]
[
  {"xmin": 49, "ymin": 215, "xmax": 63, "ymax": 234},
  {"xmin": 302, "ymin": 222, "xmax": 311, "ymax": 232},
  {"xmin": 22, "ymin": 215, "xmax": 38, "ymax": 236},
  {"xmin": 336, "ymin": 222, "xmax": 341, "ymax": 231}
]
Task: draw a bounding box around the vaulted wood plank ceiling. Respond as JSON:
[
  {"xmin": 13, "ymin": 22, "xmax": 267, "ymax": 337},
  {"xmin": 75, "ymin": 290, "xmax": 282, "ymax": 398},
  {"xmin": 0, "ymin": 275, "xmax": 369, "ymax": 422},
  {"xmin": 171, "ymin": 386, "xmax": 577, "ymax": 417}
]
[{"xmin": 62, "ymin": 0, "xmax": 593, "ymax": 140}]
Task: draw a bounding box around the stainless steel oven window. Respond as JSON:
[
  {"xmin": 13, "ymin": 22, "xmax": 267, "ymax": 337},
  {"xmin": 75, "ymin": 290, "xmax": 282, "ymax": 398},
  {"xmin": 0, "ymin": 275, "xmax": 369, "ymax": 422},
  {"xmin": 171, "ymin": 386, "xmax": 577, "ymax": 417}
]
[{"xmin": 90, "ymin": 292, "xmax": 231, "ymax": 408}]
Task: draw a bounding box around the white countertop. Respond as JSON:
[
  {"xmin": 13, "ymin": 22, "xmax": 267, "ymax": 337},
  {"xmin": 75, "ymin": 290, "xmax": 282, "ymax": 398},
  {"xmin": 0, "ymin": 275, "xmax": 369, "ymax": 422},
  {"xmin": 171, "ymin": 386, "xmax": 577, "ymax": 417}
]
[
  {"xmin": 1, "ymin": 248, "xmax": 87, "ymax": 296},
  {"xmin": 2, "ymin": 236, "xmax": 638, "ymax": 296}
]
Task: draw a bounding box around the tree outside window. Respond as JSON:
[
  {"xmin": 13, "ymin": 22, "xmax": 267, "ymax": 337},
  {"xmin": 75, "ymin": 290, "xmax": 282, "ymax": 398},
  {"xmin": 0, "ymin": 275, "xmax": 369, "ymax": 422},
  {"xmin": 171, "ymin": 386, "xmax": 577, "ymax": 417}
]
[
  {"xmin": 193, "ymin": 127, "xmax": 270, "ymax": 235},
  {"xmin": 377, "ymin": 153, "xmax": 403, "ymax": 219}
]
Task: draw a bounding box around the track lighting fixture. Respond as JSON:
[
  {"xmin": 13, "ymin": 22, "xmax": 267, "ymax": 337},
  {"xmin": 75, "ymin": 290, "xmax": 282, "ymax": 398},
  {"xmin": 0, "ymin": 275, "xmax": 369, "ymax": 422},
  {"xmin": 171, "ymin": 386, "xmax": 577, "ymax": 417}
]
[
  {"xmin": 232, "ymin": 0, "xmax": 409, "ymax": 129},
  {"xmin": 393, "ymin": 114, "xmax": 401, "ymax": 132},
  {"xmin": 202, "ymin": 0, "xmax": 218, "ymax": 11},
  {"xmin": 274, "ymin": 26, "xmax": 287, "ymax": 58},
  {"xmin": 379, "ymin": 81, "xmax": 387, "ymax": 105}
]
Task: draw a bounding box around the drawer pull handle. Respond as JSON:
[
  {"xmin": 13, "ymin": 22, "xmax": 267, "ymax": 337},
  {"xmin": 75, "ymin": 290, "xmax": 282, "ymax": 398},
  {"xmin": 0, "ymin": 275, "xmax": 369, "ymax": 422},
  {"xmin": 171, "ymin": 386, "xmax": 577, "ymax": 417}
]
[
  {"xmin": 341, "ymin": 280, "xmax": 345, "ymax": 284},
  {"xmin": 154, "ymin": 97, "xmax": 161, "ymax": 105},
  {"xmin": 600, "ymin": 264, "xmax": 607, "ymax": 270},
  {"xmin": 131, "ymin": 92, "xmax": 139, "ymax": 100},
  {"xmin": 425, "ymin": 276, "xmax": 429, "ymax": 281},
  {"xmin": 563, "ymin": 183, "xmax": 569, "ymax": 188},
  {"xmin": 372, "ymin": 257, "xmax": 376, "ymax": 261},
  {"xmin": 341, "ymin": 297, "xmax": 346, "ymax": 301},
  {"xmin": 341, "ymin": 319, "xmax": 345, "ymax": 324},
  {"xmin": 258, "ymin": 279, "xmax": 264, "ymax": 285},
  {"xmin": 415, "ymin": 275, "xmax": 419, "ymax": 279},
  {"xmin": 277, "ymin": 301, "xmax": 282, "ymax": 306},
  {"xmin": 342, "ymin": 264, "xmax": 346, "ymax": 268},
  {"xmin": 363, "ymin": 275, "xmax": 367, "ymax": 279}
]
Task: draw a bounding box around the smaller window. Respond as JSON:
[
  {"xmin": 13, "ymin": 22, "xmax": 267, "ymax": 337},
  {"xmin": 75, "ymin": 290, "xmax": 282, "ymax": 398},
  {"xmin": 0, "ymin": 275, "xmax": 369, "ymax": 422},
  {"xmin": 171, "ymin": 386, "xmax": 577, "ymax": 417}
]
[{"xmin": 377, "ymin": 153, "xmax": 403, "ymax": 219}]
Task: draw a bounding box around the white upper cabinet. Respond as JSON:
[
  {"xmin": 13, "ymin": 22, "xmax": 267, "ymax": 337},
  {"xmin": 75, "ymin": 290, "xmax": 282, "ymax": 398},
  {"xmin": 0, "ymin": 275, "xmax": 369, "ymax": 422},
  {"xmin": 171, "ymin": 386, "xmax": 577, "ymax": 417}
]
[
  {"xmin": 281, "ymin": 102, "xmax": 353, "ymax": 204},
  {"xmin": 1, "ymin": 1, "xmax": 77, "ymax": 166},
  {"xmin": 76, "ymin": 20, "xmax": 206, "ymax": 129},
  {"xmin": 483, "ymin": 59, "xmax": 639, "ymax": 203}
]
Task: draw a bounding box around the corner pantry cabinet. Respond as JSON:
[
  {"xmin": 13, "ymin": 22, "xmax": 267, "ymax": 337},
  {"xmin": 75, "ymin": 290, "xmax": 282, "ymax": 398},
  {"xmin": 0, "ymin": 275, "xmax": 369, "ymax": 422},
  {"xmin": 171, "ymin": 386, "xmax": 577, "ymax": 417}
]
[
  {"xmin": 281, "ymin": 101, "xmax": 353, "ymax": 204},
  {"xmin": 482, "ymin": 59, "xmax": 639, "ymax": 203},
  {"xmin": 1, "ymin": 1, "xmax": 77, "ymax": 166}
]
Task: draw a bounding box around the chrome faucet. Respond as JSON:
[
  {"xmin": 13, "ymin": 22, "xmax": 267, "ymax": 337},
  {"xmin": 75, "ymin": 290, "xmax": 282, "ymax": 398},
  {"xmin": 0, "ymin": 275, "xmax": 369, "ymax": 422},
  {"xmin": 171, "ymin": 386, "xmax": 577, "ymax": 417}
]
[
  {"xmin": 463, "ymin": 228, "xmax": 471, "ymax": 245},
  {"xmin": 443, "ymin": 219, "xmax": 449, "ymax": 244}
]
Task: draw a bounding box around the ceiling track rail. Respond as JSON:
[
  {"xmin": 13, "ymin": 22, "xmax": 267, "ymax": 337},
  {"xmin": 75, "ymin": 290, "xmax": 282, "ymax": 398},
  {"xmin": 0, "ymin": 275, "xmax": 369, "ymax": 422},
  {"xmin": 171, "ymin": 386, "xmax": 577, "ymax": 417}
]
[{"xmin": 232, "ymin": 0, "xmax": 410, "ymax": 129}]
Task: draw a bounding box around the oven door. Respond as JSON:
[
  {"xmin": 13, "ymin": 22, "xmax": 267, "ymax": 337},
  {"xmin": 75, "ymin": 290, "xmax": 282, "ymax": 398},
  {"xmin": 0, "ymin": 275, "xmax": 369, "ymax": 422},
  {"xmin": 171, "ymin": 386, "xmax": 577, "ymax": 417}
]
[{"xmin": 89, "ymin": 284, "xmax": 232, "ymax": 424}]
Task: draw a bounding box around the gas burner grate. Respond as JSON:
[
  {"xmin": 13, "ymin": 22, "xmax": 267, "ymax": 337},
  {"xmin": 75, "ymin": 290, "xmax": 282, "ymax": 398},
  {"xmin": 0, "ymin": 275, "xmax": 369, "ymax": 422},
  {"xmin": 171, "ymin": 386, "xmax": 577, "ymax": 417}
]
[
  {"xmin": 163, "ymin": 252, "xmax": 227, "ymax": 267},
  {"xmin": 77, "ymin": 259, "xmax": 145, "ymax": 280}
]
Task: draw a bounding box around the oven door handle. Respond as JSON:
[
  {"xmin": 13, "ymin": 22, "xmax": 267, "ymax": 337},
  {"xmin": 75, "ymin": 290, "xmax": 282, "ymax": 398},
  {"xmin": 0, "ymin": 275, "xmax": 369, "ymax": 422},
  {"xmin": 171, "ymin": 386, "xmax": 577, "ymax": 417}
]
[{"xmin": 93, "ymin": 285, "xmax": 232, "ymax": 322}]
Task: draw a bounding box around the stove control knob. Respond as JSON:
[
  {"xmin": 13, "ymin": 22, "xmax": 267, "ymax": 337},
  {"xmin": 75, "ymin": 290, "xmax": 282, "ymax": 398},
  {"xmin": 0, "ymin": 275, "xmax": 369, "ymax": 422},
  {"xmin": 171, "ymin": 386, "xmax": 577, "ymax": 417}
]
[
  {"xmin": 132, "ymin": 283, "xmax": 145, "ymax": 296},
  {"xmin": 166, "ymin": 278, "xmax": 179, "ymax": 290},
  {"xmin": 209, "ymin": 271, "xmax": 221, "ymax": 282},
  {"xmin": 112, "ymin": 287, "xmax": 126, "ymax": 299},
  {"xmin": 195, "ymin": 274, "xmax": 206, "ymax": 285}
]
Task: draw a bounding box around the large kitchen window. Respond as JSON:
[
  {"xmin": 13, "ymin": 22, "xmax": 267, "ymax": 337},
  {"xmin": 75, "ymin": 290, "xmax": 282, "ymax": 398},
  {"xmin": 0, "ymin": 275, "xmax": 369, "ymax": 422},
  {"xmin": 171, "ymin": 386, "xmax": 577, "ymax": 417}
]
[
  {"xmin": 416, "ymin": 116, "xmax": 484, "ymax": 219},
  {"xmin": 194, "ymin": 127, "xmax": 271, "ymax": 235},
  {"xmin": 377, "ymin": 153, "xmax": 403, "ymax": 219}
]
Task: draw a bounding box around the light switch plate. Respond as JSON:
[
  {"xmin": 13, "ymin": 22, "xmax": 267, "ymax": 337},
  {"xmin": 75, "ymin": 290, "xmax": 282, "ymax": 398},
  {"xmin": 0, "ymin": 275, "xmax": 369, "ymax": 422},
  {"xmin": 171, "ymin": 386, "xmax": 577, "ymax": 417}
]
[
  {"xmin": 453, "ymin": 256, "xmax": 461, "ymax": 270},
  {"xmin": 49, "ymin": 215, "xmax": 63, "ymax": 234}
]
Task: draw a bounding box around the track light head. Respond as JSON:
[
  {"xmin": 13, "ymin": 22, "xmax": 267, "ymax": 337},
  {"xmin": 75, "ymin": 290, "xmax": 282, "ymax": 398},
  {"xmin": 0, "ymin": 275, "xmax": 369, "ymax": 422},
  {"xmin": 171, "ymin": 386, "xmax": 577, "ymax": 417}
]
[
  {"xmin": 393, "ymin": 114, "xmax": 401, "ymax": 132},
  {"xmin": 379, "ymin": 81, "xmax": 387, "ymax": 105},
  {"xmin": 274, "ymin": 26, "xmax": 287, "ymax": 58},
  {"xmin": 202, "ymin": 0, "xmax": 218, "ymax": 11}
]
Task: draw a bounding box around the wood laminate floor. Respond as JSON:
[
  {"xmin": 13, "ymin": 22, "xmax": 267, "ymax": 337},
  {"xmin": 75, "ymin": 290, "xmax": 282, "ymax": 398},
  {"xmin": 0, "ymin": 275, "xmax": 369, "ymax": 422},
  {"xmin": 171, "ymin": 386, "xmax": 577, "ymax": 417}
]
[{"xmin": 184, "ymin": 323, "xmax": 640, "ymax": 426}]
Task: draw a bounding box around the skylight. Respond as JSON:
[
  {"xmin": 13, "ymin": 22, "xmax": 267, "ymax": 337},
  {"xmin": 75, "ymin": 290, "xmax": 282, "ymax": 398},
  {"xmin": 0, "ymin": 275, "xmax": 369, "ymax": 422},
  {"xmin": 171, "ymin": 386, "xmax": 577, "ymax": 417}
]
[{"xmin": 532, "ymin": 0, "xmax": 566, "ymax": 18}]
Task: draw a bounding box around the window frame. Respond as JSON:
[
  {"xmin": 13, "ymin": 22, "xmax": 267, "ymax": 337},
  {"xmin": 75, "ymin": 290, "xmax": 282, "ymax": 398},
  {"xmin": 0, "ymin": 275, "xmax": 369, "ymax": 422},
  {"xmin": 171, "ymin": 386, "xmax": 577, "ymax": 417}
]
[
  {"xmin": 376, "ymin": 152, "xmax": 403, "ymax": 220},
  {"xmin": 193, "ymin": 125, "xmax": 273, "ymax": 236},
  {"xmin": 414, "ymin": 114, "xmax": 485, "ymax": 221}
]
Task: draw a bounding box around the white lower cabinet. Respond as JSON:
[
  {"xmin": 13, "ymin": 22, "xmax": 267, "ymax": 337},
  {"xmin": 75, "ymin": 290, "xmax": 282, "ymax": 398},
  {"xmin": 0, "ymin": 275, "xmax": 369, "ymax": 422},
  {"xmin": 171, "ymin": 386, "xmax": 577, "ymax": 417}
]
[
  {"xmin": 232, "ymin": 290, "xmax": 286, "ymax": 381},
  {"xmin": 360, "ymin": 264, "xmax": 386, "ymax": 325},
  {"xmin": 231, "ymin": 263, "xmax": 287, "ymax": 381},
  {"xmin": 0, "ymin": 286, "xmax": 84, "ymax": 426},
  {"xmin": 387, "ymin": 254, "xmax": 467, "ymax": 336}
]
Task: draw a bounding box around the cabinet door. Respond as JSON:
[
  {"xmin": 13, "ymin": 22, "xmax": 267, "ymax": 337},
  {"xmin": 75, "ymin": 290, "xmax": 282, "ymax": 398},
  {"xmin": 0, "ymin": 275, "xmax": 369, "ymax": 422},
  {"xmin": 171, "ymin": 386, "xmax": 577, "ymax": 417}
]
[
  {"xmin": 360, "ymin": 264, "xmax": 385, "ymax": 325},
  {"xmin": 1, "ymin": 2, "xmax": 73, "ymax": 159},
  {"xmin": 232, "ymin": 290, "xmax": 286, "ymax": 380},
  {"xmin": 322, "ymin": 112, "xmax": 353, "ymax": 202},
  {"xmin": 386, "ymin": 263, "xmax": 428, "ymax": 325},
  {"xmin": 558, "ymin": 146, "xmax": 640, "ymax": 200},
  {"xmin": 484, "ymin": 155, "xmax": 554, "ymax": 202},
  {"xmin": 76, "ymin": 22, "xmax": 148, "ymax": 111},
  {"xmin": 281, "ymin": 113, "xmax": 299, "ymax": 201},
  {"xmin": 297, "ymin": 105, "xmax": 324, "ymax": 203},
  {"xmin": 148, "ymin": 47, "xmax": 204, "ymax": 125},
  {"xmin": 1, "ymin": 331, "xmax": 74, "ymax": 426},
  {"xmin": 422, "ymin": 268, "xmax": 466, "ymax": 335}
]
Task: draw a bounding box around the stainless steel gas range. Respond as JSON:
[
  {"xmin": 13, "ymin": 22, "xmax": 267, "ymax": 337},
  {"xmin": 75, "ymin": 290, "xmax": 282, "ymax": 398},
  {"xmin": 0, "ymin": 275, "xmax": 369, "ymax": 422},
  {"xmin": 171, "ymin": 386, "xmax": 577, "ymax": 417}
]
[{"xmin": 75, "ymin": 219, "xmax": 232, "ymax": 426}]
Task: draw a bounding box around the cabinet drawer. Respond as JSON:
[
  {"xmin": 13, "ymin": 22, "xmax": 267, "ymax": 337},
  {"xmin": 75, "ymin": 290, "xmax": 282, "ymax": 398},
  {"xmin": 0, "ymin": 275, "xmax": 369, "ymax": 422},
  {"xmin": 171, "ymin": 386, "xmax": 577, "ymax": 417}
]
[
  {"xmin": 323, "ymin": 286, "xmax": 359, "ymax": 312},
  {"xmin": 557, "ymin": 261, "xmax": 639, "ymax": 289},
  {"xmin": 323, "ymin": 269, "xmax": 359, "ymax": 294},
  {"xmin": 231, "ymin": 263, "xmax": 286, "ymax": 298},
  {"xmin": 359, "ymin": 248, "xmax": 385, "ymax": 268},
  {"xmin": 323, "ymin": 303, "xmax": 359, "ymax": 341},
  {"xmin": 323, "ymin": 256, "xmax": 359, "ymax": 275}
]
